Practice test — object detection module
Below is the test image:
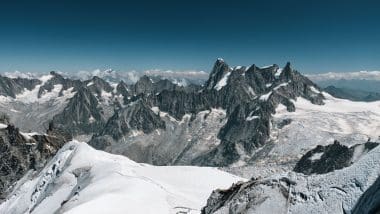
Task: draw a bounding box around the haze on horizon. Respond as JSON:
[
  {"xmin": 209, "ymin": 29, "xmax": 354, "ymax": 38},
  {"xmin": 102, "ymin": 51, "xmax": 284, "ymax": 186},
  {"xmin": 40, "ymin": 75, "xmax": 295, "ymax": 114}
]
[{"xmin": 0, "ymin": 0, "xmax": 379, "ymax": 74}]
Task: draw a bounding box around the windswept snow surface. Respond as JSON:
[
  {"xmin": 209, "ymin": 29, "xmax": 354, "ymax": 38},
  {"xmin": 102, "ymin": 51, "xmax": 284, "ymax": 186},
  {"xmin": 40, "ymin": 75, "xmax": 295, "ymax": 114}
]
[
  {"xmin": 0, "ymin": 141, "xmax": 242, "ymax": 214},
  {"xmin": 268, "ymin": 93, "xmax": 380, "ymax": 173},
  {"xmin": 275, "ymin": 92, "xmax": 380, "ymax": 141}
]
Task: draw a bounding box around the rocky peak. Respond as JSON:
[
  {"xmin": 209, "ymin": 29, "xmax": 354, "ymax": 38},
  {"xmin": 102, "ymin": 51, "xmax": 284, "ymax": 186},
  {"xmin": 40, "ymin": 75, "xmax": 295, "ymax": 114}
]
[
  {"xmin": 133, "ymin": 75, "xmax": 154, "ymax": 95},
  {"xmin": 84, "ymin": 76, "xmax": 114, "ymax": 97},
  {"xmin": 116, "ymin": 80, "xmax": 128, "ymax": 93},
  {"xmin": 294, "ymin": 140, "xmax": 379, "ymax": 175},
  {"xmin": 90, "ymin": 76, "xmax": 113, "ymax": 90},
  {"xmin": 132, "ymin": 75, "xmax": 182, "ymax": 96},
  {"xmin": 38, "ymin": 71, "xmax": 82, "ymax": 98},
  {"xmin": 115, "ymin": 80, "xmax": 129, "ymax": 94},
  {"xmin": 114, "ymin": 80, "xmax": 131, "ymax": 105},
  {"xmin": 0, "ymin": 76, "xmax": 40, "ymax": 98},
  {"xmin": 77, "ymin": 59, "xmax": 327, "ymax": 167},
  {"xmin": 204, "ymin": 58, "xmax": 231, "ymax": 90},
  {"xmin": 189, "ymin": 61, "xmax": 327, "ymax": 166},
  {"xmin": 279, "ymin": 62, "xmax": 292, "ymax": 80},
  {"xmin": 97, "ymin": 99, "xmax": 165, "ymax": 140},
  {"xmin": 51, "ymin": 86, "xmax": 106, "ymax": 135}
]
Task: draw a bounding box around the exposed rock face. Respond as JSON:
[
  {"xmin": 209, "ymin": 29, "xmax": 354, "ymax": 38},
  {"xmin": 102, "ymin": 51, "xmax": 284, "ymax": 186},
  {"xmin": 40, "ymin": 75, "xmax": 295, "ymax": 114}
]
[
  {"xmin": 90, "ymin": 107, "xmax": 227, "ymax": 165},
  {"xmin": 294, "ymin": 140, "xmax": 379, "ymax": 175},
  {"xmin": 0, "ymin": 124, "xmax": 70, "ymax": 198},
  {"xmin": 133, "ymin": 75, "xmax": 185, "ymax": 96},
  {"xmin": 86, "ymin": 59, "xmax": 326, "ymax": 166},
  {"xmin": 204, "ymin": 58, "xmax": 232, "ymax": 90},
  {"xmin": 96, "ymin": 99, "xmax": 165, "ymax": 140},
  {"xmin": 152, "ymin": 90, "xmax": 211, "ymax": 120},
  {"xmin": 51, "ymin": 87, "xmax": 107, "ymax": 135},
  {"xmin": 83, "ymin": 76, "xmax": 114, "ymax": 97},
  {"xmin": 37, "ymin": 71, "xmax": 82, "ymax": 98},
  {"xmin": 0, "ymin": 76, "xmax": 40, "ymax": 98},
  {"xmin": 183, "ymin": 60, "xmax": 323, "ymax": 166},
  {"xmin": 115, "ymin": 80, "xmax": 131, "ymax": 104},
  {"xmin": 0, "ymin": 59, "xmax": 327, "ymax": 167}
]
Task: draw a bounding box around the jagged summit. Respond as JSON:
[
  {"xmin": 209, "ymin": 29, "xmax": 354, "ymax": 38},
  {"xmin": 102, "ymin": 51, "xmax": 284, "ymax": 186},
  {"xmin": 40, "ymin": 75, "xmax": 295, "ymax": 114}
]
[
  {"xmin": 0, "ymin": 59, "xmax": 327, "ymax": 167},
  {"xmin": 84, "ymin": 59, "xmax": 327, "ymax": 166},
  {"xmin": 51, "ymin": 86, "xmax": 106, "ymax": 135},
  {"xmin": 205, "ymin": 58, "xmax": 231, "ymax": 90},
  {"xmin": 97, "ymin": 99, "xmax": 165, "ymax": 140}
]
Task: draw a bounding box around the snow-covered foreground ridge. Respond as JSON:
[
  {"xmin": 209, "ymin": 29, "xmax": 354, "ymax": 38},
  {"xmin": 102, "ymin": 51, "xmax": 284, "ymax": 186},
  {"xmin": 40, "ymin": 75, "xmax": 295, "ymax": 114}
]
[{"xmin": 0, "ymin": 141, "xmax": 243, "ymax": 214}]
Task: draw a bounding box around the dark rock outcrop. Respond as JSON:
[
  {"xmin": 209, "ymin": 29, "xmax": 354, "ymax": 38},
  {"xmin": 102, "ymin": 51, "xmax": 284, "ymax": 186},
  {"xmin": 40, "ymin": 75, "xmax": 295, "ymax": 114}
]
[
  {"xmin": 133, "ymin": 75, "xmax": 184, "ymax": 96},
  {"xmin": 96, "ymin": 99, "xmax": 165, "ymax": 140},
  {"xmin": 38, "ymin": 71, "xmax": 82, "ymax": 98},
  {"xmin": 294, "ymin": 140, "xmax": 379, "ymax": 175},
  {"xmin": 0, "ymin": 124, "xmax": 70, "ymax": 199},
  {"xmin": 87, "ymin": 59, "xmax": 326, "ymax": 166},
  {"xmin": 187, "ymin": 60, "xmax": 324, "ymax": 166},
  {"xmin": 83, "ymin": 76, "xmax": 114, "ymax": 97},
  {"xmin": 0, "ymin": 76, "xmax": 40, "ymax": 98},
  {"xmin": 115, "ymin": 80, "xmax": 131, "ymax": 105},
  {"xmin": 51, "ymin": 86, "xmax": 107, "ymax": 135}
]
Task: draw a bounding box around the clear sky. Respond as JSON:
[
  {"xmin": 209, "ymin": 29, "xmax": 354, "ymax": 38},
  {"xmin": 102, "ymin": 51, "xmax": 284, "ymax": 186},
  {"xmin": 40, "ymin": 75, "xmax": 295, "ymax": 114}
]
[{"xmin": 0, "ymin": 0, "xmax": 379, "ymax": 74}]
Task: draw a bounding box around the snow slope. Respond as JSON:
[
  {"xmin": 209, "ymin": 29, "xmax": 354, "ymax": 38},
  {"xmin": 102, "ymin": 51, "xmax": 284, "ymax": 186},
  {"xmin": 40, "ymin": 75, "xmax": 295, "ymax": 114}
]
[
  {"xmin": 0, "ymin": 141, "xmax": 243, "ymax": 214},
  {"xmin": 273, "ymin": 92, "xmax": 380, "ymax": 155},
  {"xmin": 227, "ymin": 92, "xmax": 380, "ymax": 178},
  {"xmin": 0, "ymin": 75, "xmax": 76, "ymax": 132}
]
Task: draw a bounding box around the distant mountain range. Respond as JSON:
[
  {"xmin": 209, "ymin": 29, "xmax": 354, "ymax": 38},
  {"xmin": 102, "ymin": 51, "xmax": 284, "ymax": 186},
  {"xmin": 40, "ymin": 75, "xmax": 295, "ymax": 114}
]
[{"xmin": 324, "ymin": 85, "xmax": 380, "ymax": 101}]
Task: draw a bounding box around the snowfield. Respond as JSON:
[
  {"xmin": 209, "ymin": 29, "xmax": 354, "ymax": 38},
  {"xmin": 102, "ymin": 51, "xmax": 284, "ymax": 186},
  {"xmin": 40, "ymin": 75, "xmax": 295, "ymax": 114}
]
[
  {"xmin": 227, "ymin": 92, "xmax": 380, "ymax": 178},
  {"xmin": 0, "ymin": 141, "xmax": 243, "ymax": 214},
  {"xmin": 0, "ymin": 74, "xmax": 76, "ymax": 132}
]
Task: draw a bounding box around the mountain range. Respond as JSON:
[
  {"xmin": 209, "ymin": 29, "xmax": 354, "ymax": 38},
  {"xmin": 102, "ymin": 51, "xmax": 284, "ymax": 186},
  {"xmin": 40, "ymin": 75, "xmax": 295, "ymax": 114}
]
[
  {"xmin": 323, "ymin": 85, "xmax": 380, "ymax": 101},
  {"xmin": 0, "ymin": 59, "xmax": 379, "ymax": 213}
]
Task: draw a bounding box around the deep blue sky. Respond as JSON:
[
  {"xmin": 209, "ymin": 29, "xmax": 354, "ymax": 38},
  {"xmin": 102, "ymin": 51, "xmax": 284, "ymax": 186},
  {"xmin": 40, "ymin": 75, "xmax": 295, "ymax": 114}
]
[{"xmin": 0, "ymin": 0, "xmax": 379, "ymax": 74}]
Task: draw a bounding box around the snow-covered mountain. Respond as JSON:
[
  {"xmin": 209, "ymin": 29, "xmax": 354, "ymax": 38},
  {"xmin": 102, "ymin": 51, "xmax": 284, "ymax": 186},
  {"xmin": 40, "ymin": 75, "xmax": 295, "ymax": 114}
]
[
  {"xmin": 0, "ymin": 141, "xmax": 242, "ymax": 214},
  {"xmin": 0, "ymin": 59, "xmax": 378, "ymax": 171}
]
